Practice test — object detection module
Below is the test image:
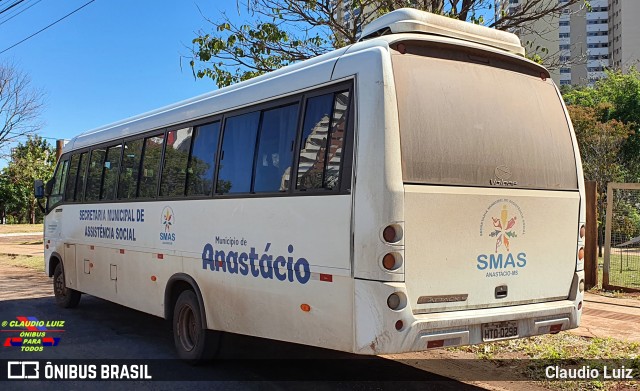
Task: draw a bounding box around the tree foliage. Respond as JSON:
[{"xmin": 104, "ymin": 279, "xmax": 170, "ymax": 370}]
[
  {"xmin": 190, "ymin": 0, "xmax": 585, "ymax": 88},
  {"xmin": 564, "ymin": 68, "xmax": 640, "ymax": 253},
  {"xmin": 0, "ymin": 63, "xmax": 44, "ymax": 156},
  {"xmin": 565, "ymin": 68, "xmax": 640, "ymax": 175},
  {"xmin": 0, "ymin": 136, "xmax": 55, "ymax": 224}
]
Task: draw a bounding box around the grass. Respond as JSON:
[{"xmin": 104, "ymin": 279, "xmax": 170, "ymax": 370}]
[
  {"xmin": 18, "ymin": 240, "xmax": 44, "ymax": 245},
  {"xmin": 450, "ymin": 334, "xmax": 640, "ymax": 390},
  {"xmin": 0, "ymin": 224, "xmax": 43, "ymax": 234},
  {"xmin": 593, "ymin": 254, "xmax": 640, "ymax": 297},
  {"xmin": 606, "ymin": 251, "xmax": 640, "ymax": 289},
  {"xmin": 0, "ymin": 253, "xmax": 44, "ymax": 272}
]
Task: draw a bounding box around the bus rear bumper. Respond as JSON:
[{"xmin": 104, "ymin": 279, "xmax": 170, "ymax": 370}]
[{"xmin": 354, "ymin": 276, "xmax": 583, "ymax": 354}]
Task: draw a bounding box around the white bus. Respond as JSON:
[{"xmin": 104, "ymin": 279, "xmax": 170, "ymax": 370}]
[{"xmin": 37, "ymin": 9, "xmax": 586, "ymax": 360}]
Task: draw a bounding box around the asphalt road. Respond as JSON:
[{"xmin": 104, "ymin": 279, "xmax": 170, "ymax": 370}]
[{"xmin": 0, "ymin": 263, "xmax": 483, "ymax": 391}]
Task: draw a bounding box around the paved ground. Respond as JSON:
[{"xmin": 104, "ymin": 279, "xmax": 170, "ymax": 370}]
[{"xmin": 575, "ymin": 293, "xmax": 640, "ymax": 342}]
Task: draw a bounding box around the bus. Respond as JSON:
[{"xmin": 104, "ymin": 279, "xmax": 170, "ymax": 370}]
[{"xmin": 36, "ymin": 8, "xmax": 586, "ymax": 360}]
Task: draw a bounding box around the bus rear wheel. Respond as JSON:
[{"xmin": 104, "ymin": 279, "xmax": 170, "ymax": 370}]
[
  {"xmin": 53, "ymin": 263, "xmax": 81, "ymax": 308},
  {"xmin": 173, "ymin": 290, "xmax": 220, "ymax": 362}
]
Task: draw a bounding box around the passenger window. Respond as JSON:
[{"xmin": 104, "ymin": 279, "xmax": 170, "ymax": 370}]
[
  {"xmin": 85, "ymin": 148, "xmax": 106, "ymax": 202},
  {"xmin": 161, "ymin": 127, "xmax": 192, "ymax": 197},
  {"xmin": 74, "ymin": 152, "xmax": 88, "ymax": 202},
  {"xmin": 324, "ymin": 91, "xmax": 350, "ymax": 189},
  {"xmin": 254, "ymin": 104, "xmax": 299, "ymax": 193},
  {"xmin": 296, "ymin": 94, "xmax": 333, "ymax": 190},
  {"xmin": 101, "ymin": 144, "xmax": 122, "ymax": 201},
  {"xmin": 296, "ymin": 91, "xmax": 349, "ymax": 190},
  {"xmin": 217, "ymin": 112, "xmax": 260, "ymax": 194},
  {"xmin": 187, "ymin": 122, "xmax": 220, "ymax": 196},
  {"xmin": 138, "ymin": 134, "xmax": 165, "ymax": 198},
  {"xmin": 65, "ymin": 154, "xmax": 80, "ymax": 201},
  {"xmin": 49, "ymin": 159, "xmax": 69, "ymax": 208},
  {"xmin": 118, "ymin": 139, "xmax": 143, "ymax": 199}
]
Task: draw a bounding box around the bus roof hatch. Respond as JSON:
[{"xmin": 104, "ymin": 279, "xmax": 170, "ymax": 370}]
[{"xmin": 359, "ymin": 8, "xmax": 525, "ymax": 57}]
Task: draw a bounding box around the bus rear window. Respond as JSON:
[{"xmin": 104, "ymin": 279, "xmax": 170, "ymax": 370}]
[{"xmin": 391, "ymin": 44, "xmax": 578, "ymax": 190}]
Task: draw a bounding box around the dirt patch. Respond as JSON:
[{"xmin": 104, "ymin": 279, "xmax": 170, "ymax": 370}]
[
  {"xmin": 0, "ymin": 261, "xmax": 52, "ymax": 300},
  {"xmin": 0, "ymin": 235, "xmax": 44, "ymax": 256}
]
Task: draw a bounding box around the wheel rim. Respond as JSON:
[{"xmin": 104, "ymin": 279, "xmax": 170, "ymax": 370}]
[
  {"xmin": 177, "ymin": 304, "xmax": 198, "ymax": 352},
  {"xmin": 54, "ymin": 270, "xmax": 66, "ymax": 299}
]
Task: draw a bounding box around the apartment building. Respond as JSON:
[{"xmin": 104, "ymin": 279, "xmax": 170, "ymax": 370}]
[
  {"xmin": 609, "ymin": 0, "xmax": 640, "ymax": 71},
  {"xmin": 505, "ymin": 0, "xmax": 640, "ymax": 85},
  {"xmin": 504, "ymin": 0, "xmax": 610, "ymax": 85}
]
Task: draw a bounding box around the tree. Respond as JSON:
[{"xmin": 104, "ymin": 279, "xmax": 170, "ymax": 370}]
[
  {"xmin": 190, "ymin": 0, "xmax": 586, "ymax": 88},
  {"xmin": 0, "ymin": 136, "xmax": 55, "ymax": 224},
  {"xmin": 564, "ymin": 68, "xmax": 640, "ymax": 176},
  {"xmin": 0, "ymin": 63, "xmax": 44, "ymax": 156},
  {"xmin": 567, "ymin": 104, "xmax": 634, "ymax": 256}
]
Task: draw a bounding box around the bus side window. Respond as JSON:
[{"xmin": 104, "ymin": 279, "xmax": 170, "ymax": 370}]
[
  {"xmin": 118, "ymin": 139, "xmax": 143, "ymax": 200},
  {"xmin": 161, "ymin": 127, "xmax": 192, "ymax": 197},
  {"xmin": 85, "ymin": 148, "xmax": 106, "ymax": 202},
  {"xmin": 253, "ymin": 103, "xmax": 299, "ymax": 193},
  {"xmin": 49, "ymin": 158, "xmax": 69, "ymax": 208},
  {"xmin": 296, "ymin": 93, "xmax": 334, "ymax": 190},
  {"xmin": 187, "ymin": 122, "xmax": 220, "ymax": 197},
  {"xmin": 74, "ymin": 152, "xmax": 89, "ymax": 202},
  {"xmin": 139, "ymin": 134, "xmax": 165, "ymax": 199},
  {"xmin": 65, "ymin": 154, "xmax": 80, "ymax": 201},
  {"xmin": 101, "ymin": 144, "xmax": 122, "ymax": 201},
  {"xmin": 324, "ymin": 91, "xmax": 350, "ymax": 189},
  {"xmin": 217, "ymin": 112, "xmax": 261, "ymax": 194}
]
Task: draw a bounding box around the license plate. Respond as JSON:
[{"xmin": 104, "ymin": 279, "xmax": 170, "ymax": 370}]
[{"xmin": 482, "ymin": 321, "xmax": 518, "ymax": 341}]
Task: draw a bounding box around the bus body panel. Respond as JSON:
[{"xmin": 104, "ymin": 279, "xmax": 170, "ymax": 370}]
[
  {"xmin": 332, "ymin": 44, "xmax": 406, "ymax": 282},
  {"xmin": 354, "ymin": 277, "xmax": 582, "ymax": 354},
  {"xmin": 404, "ymin": 186, "xmax": 579, "ymax": 313},
  {"xmin": 54, "ymin": 193, "xmax": 354, "ymax": 351}
]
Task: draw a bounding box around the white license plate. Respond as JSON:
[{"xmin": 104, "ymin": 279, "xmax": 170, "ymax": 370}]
[{"xmin": 482, "ymin": 321, "xmax": 518, "ymax": 341}]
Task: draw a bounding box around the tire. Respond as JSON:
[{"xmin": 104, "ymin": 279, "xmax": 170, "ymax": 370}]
[
  {"xmin": 173, "ymin": 290, "xmax": 220, "ymax": 362},
  {"xmin": 53, "ymin": 263, "xmax": 81, "ymax": 308}
]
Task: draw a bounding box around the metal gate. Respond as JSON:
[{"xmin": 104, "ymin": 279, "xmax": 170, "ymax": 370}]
[{"xmin": 604, "ymin": 183, "xmax": 640, "ymax": 292}]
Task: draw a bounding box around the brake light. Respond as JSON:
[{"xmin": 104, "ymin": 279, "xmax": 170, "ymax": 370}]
[
  {"xmin": 383, "ymin": 225, "xmax": 398, "ymax": 243},
  {"xmin": 579, "ymin": 225, "xmax": 585, "ymax": 239},
  {"xmin": 383, "ymin": 253, "xmax": 396, "ymax": 270},
  {"xmin": 578, "ymin": 247, "xmax": 584, "ymax": 260}
]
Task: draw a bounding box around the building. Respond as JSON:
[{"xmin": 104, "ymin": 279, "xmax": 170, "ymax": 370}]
[
  {"xmin": 503, "ymin": 0, "xmax": 609, "ymax": 85},
  {"xmin": 504, "ymin": 0, "xmax": 640, "ymax": 86},
  {"xmin": 609, "ymin": 0, "xmax": 640, "ymax": 71}
]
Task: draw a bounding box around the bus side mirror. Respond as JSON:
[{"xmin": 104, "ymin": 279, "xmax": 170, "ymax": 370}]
[{"xmin": 34, "ymin": 180, "xmax": 45, "ymax": 199}]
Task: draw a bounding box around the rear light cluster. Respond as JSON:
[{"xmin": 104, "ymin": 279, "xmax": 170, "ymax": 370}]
[
  {"xmin": 577, "ymin": 223, "xmax": 585, "ymax": 266},
  {"xmin": 382, "ymin": 223, "xmax": 406, "ymax": 331},
  {"xmin": 381, "ymin": 224, "xmax": 403, "ymax": 271}
]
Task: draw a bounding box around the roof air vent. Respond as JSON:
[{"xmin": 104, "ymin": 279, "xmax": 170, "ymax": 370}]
[{"xmin": 359, "ymin": 8, "xmax": 525, "ymax": 56}]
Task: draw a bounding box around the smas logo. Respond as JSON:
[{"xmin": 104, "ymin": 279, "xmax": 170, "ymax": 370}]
[
  {"xmin": 160, "ymin": 206, "xmax": 176, "ymax": 244},
  {"xmin": 477, "ymin": 200, "xmax": 527, "ymax": 275}
]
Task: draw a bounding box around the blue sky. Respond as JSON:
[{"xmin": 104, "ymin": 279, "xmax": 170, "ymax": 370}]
[{"xmin": 0, "ymin": 0, "xmax": 237, "ymax": 167}]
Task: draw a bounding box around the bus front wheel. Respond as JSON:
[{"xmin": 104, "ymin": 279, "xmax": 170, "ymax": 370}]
[
  {"xmin": 173, "ymin": 290, "xmax": 220, "ymax": 362},
  {"xmin": 53, "ymin": 263, "xmax": 81, "ymax": 308}
]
